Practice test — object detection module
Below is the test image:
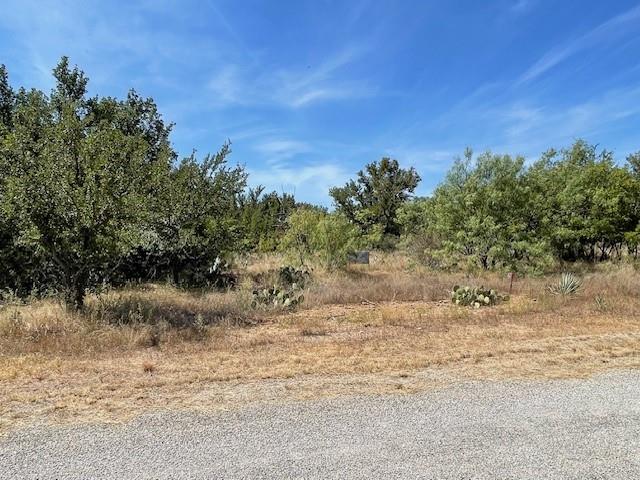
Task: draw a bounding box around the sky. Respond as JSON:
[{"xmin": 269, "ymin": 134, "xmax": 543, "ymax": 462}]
[{"xmin": 2, "ymin": 0, "xmax": 640, "ymax": 205}]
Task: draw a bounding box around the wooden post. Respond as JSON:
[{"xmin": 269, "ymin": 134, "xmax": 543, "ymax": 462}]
[{"xmin": 507, "ymin": 272, "xmax": 516, "ymax": 294}]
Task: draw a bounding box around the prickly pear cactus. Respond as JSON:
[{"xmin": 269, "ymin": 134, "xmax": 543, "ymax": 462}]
[
  {"xmin": 252, "ymin": 284, "xmax": 305, "ymax": 309},
  {"xmin": 451, "ymin": 285, "xmax": 507, "ymax": 308}
]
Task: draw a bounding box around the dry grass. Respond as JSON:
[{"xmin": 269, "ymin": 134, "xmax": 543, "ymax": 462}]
[
  {"xmin": 305, "ymin": 251, "xmax": 507, "ymax": 305},
  {"xmin": 0, "ymin": 285, "xmax": 256, "ymax": 356},
  {"xmin": 1, "ymin": 254, "xmax": 639, "ymax": 433}
]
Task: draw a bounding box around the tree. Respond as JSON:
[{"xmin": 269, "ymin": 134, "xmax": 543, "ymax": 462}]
[
  {"xmin": 0, "ymin": 58, "xmax": 173, "ymax": 308},
  {"xmin": 0, "ymin": 64, "xmax": 14, "ymax": 130},
  {"xmin": 237, "ymin": 186, "xmax": 296, "ymax": 252},
  {"xmin": 402, "ymin": 140, "xmax": 640, "ymax": 271},
  {"xmin": 330, "ymin": 157, "xmax": 420, "ymax": 237},
  {"xmin": 627, "ymin": 151, "xmax": 640, "ymax": 178},
  {"xmin": 146, "ymin": 142, "xmax": 247, "ymax": 286},
  {"xmin": 529, "ymin": 141, "xmax": 637, "ymax": 261},
  {"xmin": 425, "ymin": 149, "xmax": 552, "ymax": 271}
]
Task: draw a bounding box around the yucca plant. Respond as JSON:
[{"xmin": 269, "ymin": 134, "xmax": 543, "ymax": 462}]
[{"xmin": 548, "ymin": 272, "xmax": 582, "ymax": 296}]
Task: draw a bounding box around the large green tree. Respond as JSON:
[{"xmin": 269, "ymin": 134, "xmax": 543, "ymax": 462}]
[
  {"xmin": 330, "ymin": 157, "xmax": 420, "ymax": 237},
  {"xmin": 0, "ymin": 58, "xmax": 173, "ymax": 308},
  {"xmin": 528, "ymin": 141, "xmax": 637, "ymax": 261},
  {"xmin": 425, "ymin": 149, "xmax": 551, "ymax": 271}
]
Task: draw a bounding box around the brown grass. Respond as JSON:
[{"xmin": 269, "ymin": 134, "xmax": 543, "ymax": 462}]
[{"xmin": 1, "ymin": 254, "xmax": 639, "ymax": 433}]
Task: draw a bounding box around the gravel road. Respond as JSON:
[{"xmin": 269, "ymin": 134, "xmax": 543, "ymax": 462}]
[{"xmin": 2, "ymin": 370, "xmax": 639, "ymax": 479}]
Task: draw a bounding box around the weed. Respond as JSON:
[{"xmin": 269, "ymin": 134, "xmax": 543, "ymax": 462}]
[{"xmin": 594, "ymin": 295, "xmax": 608, "ymax": 311}]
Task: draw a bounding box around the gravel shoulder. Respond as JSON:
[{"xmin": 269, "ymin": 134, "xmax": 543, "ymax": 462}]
[{"xmin": 2, "ymin": 370, "xmax": 639, "ymax": 479}]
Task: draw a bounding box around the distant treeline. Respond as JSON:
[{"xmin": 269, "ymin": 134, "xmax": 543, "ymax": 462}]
[{"xmin": 1, "ymin": 58, "xmax": 639, "ymax": 307}]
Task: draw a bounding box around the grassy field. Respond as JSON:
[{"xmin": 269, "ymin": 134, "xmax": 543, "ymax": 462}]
[{"xmin": 1, "ymin": 253, "xmax": 639, "ymax": 432}]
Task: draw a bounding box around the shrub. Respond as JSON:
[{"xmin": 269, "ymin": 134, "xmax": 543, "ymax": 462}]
[
  {"xmin": 278, "ymin": 265, "xmax": 311, "ymax": 288},
  {"xmin": 451, "ymin": 285, "xmax": 507, "ymax": 308},
  {"xmin": 281, "ymin": 209, "xmax": 361, "ymax": 269},
  {"xmin": 594, "ymin": 295, "xmax": 608, "ymax": 311},
  {"xmin": 548, "ymin": 272, "xmax": 582, "ymax": 296}
]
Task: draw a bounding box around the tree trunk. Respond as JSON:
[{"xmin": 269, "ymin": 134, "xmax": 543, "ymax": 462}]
[
  {"xmin": 74, "ymin": 279, "xmax": 86, "ymax": 310},
  {"xmin": 171, "ymin": 263, "xmax": 180, "ymax": 286},
  {"xmin": 65, "ymin": 270, "xmax": 88, "ymax": 311},
  {"xmin": 64, "ymin": 269, "xmax": 89, "ymax": 311}
]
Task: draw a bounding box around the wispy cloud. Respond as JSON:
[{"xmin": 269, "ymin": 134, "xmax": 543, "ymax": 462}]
[
  {"xmin": 208, "ymin": 66, "xmax": 246, "ymax": 105},
  {"xmin": 386, "ymin": 80, "xmax": 640, "ymax": 172},
  {"xmin": 255, "ymin": 139, "xmax": 310, "ymax": 155},
  {"xmin": 454, "ymin": 84, "xmax": 640, "ymax": 159},
  {"xmin": 248, "ymin": 162, "xmax": 352, "ymax": 204},
  {"xmin": 253, "ymin": 139, "xmax": 312, "ymax": 166},
  {"xmin": 0, "ymin": 0, "xmax": 226, "ymax": 91},
  {"xmin": 518, "ymin": 4, "xmax": 640, "ymax": 84},
  {"xmin": 207, "ymin": 46, "xmax": 374, "ymax": 109},
  {"xmin": 510, "ymin": 0, "xmax": 535, "ymax": 14},
  {"xmin": 510, "ymin": 87, "xmax": 640, "ymax": 140}
]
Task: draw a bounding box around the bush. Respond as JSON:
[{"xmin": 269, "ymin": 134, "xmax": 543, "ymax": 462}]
[
  {"xmin": 281, "ymin": 209, "xmax": 361, "ymax": 269},
  {"xmin": 251, "ymin": 264, "xmax": 310, "ymax": 310},
  {"xmin": 278, "ymin": 265, "xmax": 311, "ymax": 288},
  {"xmin": 451, "ymin": 285, "xmax": 507, "ymax": 308}
]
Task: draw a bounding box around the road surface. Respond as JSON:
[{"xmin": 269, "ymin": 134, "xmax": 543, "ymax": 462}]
[{"xmin": 2, "ymin": 370, "xmax": 639, "ymax": 479}]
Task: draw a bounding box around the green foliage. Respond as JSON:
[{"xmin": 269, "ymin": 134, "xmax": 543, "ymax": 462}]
[
  {"xmin": 277, "ymin": 265, "xmax": 311, "ymax": 288},
  {"xmin": 2, "ymin": 57, "xmax": 640, "ymax": 308},
  {"xmin": 0, "ymin": 58, "xmax": 172, "ymax": 308},
  {"xmin": 624, "ymin": 227, "xmax": 640, "ymax": 259},
  {"xmin": 548, "ymin": 272, "xmax": 582, "ymax": 296},
  {"xmin": 0, "ymin": 64, "xmax": 14, "ymax": 130},
  {"xmin": 400, "ymin": 141, "xmax": 640, "ymax": 272},
  {"xmin": 397, "ymin": 197, "xmax": 442, "ymax": 268},
  {"xmin": 451, "ymin": 285, "xmax": 506, "ymax": 308},
  {"xmin": 281, "ymin": 208, "xmax": 361, "ymax": 269},
  {"xmin": 402, "ymin": 149, "xmax": 553, "ymax": 272},
  {"xmin": 144, "ymin": 142, "xmax": 247, "ymax": 287},
  {"xmin": 252, "ymin": 265, "xmax": 310, "ymax": 310},
  {"xmin": 330, "ymin": 157, "xmax": 420, "ymax": 239},
  {"xmin": 529, "ymin": 141, "xmax": 638, "ymax": 262},
  {"xmin": 236, "ymin": 187, "xmax": 296, "ymax": 252},
  {"xmin": 0, "ymin": 58, "xmax": 246, "ymax": 306}
]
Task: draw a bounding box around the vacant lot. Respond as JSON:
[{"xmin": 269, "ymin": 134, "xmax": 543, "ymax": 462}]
[{"xmin": 1, "ymin": 254, "xmax": 639, "ymax": 432}]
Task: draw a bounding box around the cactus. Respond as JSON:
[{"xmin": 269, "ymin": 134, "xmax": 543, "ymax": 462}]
[
  {"xmin": 252, "ymin": 284, "xmax": 304, "ymax": 309},
  {"xmin": 451, "ymin": 285, "xmax": 506, "ymax": 307}
]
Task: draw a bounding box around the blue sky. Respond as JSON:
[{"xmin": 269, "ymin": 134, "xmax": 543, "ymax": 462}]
[{"xmin": 2, "ymin": 0, "xmax": 640, "ymax": 205}]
